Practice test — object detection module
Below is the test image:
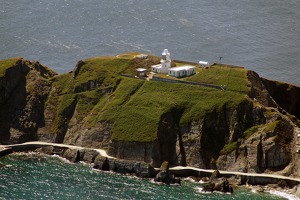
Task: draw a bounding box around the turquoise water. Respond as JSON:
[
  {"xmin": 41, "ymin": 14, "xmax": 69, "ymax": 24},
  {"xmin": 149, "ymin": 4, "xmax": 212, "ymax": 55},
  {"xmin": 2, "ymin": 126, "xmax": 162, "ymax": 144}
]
[{"xmin": 0, "ymin": 153, "xmax": 287, "ymax": 200}]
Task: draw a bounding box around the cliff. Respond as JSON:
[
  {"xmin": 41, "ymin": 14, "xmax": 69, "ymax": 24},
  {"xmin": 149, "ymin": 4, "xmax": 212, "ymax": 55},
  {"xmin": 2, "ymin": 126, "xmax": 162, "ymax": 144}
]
[{"xmin": 0, "ymin": 53, "xmax": 299, "ymax": 178}]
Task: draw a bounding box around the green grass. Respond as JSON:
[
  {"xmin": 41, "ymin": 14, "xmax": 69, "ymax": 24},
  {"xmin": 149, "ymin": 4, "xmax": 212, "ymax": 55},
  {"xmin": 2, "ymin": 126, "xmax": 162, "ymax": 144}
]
[
  {"xmin": 264, "ymin": 120, "xmax": 279, "ymax": 132},
  {"xmin": 185, "ymin": 65, "xmax": 251, "ymax": 93},
  {"xmin": 220, "ymin": 141, "xmax": 238, "ymax": 155},
  {"xmin": 92, "ymin": 79, "xmax": 246, "ymax": 142},
  {"xmin": 76, "ymin": 90, "xmax": 103, "ymax": 121},
  {"xmin": 0, "ymin": 57, "xmax": 21, "ymax": 77},
  {"xmin": 74, "ymin": 57, "xmax": 131, "ymax": 85},
  {"xmin": 242, "ymin": 125, "xmax": 260, "ymax": 139},
  {"xmin": 51, "ymin": 73, "xmax": 74, "ymax": 95},
  {"xmin": 52, "ymin": 94, "xmax": 76, "ymax": 132},
  {"xmin": 47, "ymin": 55, "xmax": 250, "ymax": 142}
]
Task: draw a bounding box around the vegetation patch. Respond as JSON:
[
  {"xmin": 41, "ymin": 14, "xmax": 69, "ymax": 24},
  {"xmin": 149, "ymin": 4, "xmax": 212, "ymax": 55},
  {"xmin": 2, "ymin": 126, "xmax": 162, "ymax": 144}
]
[
  {"xmin": 75, "ymin": 90, "xmax": 103, "ymax": 121},
  {"xmin": 220, "ymin": 141, "xmax": 238, "ymax": 155},
  {"xmin": 46, "ymin": 55, "xmax": 250, "ymax": 142},
  {"xmin": 51, "ymin": 94, "xmax": 76, "ymax": 133},
  {"xmin": 51, "ymin": 73, "xmax": 74, "ymax": 95},
  {"xmin": 264, "ymin": 121, "xmax": 279, "ymax": 132},
  {"xmin": 243, "ymin": 125, "xmax": 260, "ymax": 139},
  {"xmin": 185, "ymin": 65, "xmax": 251, "ymax": 93},
  {"xmin": 274, "ymin": 120, "xmax": 293, "ymax": 146},
  {"xmin": 0, "ymin": 57, "xmax": 21, "ymax": 77}
]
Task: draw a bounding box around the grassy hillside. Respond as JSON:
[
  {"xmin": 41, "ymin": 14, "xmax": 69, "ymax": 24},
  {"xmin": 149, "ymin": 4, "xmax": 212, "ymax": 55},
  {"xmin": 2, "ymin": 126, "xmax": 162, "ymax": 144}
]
[
  {"xmin": 46, "ymin": 54, "xmax": 251, "ymax": 142},
  {"xmin": 0, "ymin": 57, "xmax": 21, "ymax": 77}
]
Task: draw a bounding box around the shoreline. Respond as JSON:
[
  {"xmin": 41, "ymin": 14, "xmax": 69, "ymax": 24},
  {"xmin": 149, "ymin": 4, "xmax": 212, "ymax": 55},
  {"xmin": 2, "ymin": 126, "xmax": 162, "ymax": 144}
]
[{"xmin": 1, "ymin": 141, "xmax": 300, "ymax": 199}]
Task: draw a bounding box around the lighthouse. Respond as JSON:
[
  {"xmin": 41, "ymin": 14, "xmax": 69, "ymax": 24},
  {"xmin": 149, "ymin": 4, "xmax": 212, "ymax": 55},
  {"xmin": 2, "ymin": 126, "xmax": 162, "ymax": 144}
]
[
  {"xmin": 151, "ymin": 49, "xmax": 172, "ymax": 74},
  {"xmin": 160, "ymin": 49, "xmax": 171, "ymax": 73}
]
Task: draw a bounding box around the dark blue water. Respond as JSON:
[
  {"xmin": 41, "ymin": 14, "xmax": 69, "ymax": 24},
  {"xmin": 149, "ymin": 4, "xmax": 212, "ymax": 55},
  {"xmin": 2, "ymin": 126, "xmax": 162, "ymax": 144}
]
[
  {"xmin": 0, "ymin": 154, "xmax": 290, "ymax": 199},
  {"xmin": 1, "ymin": 0, "xmax": 300, "ymax": 86}
]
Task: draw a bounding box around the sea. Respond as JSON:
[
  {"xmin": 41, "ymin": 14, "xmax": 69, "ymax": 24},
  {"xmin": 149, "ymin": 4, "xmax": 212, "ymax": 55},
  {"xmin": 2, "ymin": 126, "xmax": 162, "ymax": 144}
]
[
  {"xmin": 1, "ymin": 0, "xmax": 300, "ymax": 86},
  {"xmin": 1, "ymin": 1, "xmax": 300, "ymax": 199},
  {"xmin": 0, "ymin": 153, "xmax": 295, "ymax": 200}
]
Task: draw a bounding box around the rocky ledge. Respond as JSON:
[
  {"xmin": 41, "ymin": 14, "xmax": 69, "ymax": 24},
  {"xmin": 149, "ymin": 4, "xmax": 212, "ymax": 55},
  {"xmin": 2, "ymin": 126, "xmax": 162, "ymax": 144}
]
[{"xmin": 3, "ymin": 142, "xmax": 300, "ymax": 197}]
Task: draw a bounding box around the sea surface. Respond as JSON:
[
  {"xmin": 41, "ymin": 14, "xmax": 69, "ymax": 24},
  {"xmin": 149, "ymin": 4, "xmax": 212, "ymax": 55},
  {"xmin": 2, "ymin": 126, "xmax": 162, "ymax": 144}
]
[
  {"xmin": 1, "ymin": 0, "xmax": 300, "ymax": 86},
  {"xmin": 0, "ymin": 153, "xmax": 292, "ymax": 200}
]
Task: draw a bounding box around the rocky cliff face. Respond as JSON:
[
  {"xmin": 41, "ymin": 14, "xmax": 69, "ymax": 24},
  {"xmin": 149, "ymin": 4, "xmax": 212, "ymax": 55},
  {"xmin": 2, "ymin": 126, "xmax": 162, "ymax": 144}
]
[
  {"xmin": 1, "ymin": 56, "xmax": 300, "ymax": 178},
  {"xmin": 0, "ymin": 59, "xmax": 56, "ymax": 144},
  {"xmin": 262, "ymin": 78, "xmax": 300, "ymax": 119}
]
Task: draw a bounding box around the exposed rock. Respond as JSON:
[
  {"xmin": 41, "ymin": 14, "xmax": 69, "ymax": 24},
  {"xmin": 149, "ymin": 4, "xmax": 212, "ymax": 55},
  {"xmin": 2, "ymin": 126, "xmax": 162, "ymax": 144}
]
[
  {"xmin": 52, "ymin": 147, "xmax": 67, "ymax": 157},
  {"xmin": 0, "ymin": 147, "xmax": 13, "ymax": 156},
  {"xmin": 0, "ymin": 58, "xmax": 55, "ymax": 144},
  {"xmin": 93, "ymin": 155, "xmax": 156, "ymax": 178},
  {"xmin": 210, "ymin": 170, "xmax": 221, "ymax": 181},
  {"xmin": 262, "ymin": 78, "xmax": 300, "ymax": 119},
  {"xmin": 73, "ymin": 60, "xmax": 84, "ymax": 79},
  {"xmin": 247, "ymin": 70, "xmax": 276, "ymax": 107},
  {"xmin": 109, "ymin": 141, "xmax": 153, "ymax": 163},
  {"xmin": 154, "ymin": 161, "xmax": 181, "ymax": 185},
  {"xmin": 152, "ymin": 108, "xmax": 184, "ymax": 168},
  {"xmin": 202, "ymin": 177, "xmax": 233, "ymax": 193},
  {"xmin": 62, "ymin": 148, "xmax": 79, "ymax": 162},
  {"xmin": 277, "ymin": 180, "xmax": 288, "ymax": 189},
  {"xmin": 94, "ymin": 155, "xmax": 112, "ymax": 171},
  {"xmin": 35, "ymin": 146, "xmax": 54, "ymax": 155},
  {"xmin": 203, "ymin": 170, "xmax": 233, "ymax": 193},
  {"xmin": 64, "ymin": 122, "xmax": 112, "ymax": 150},
  {"xmin": 81, "ymin": 149, "xmax": 99, "ymax": 163},
  {"xmin": 94, "ymin": 156, "xmax": 110, "ymax": 171}
]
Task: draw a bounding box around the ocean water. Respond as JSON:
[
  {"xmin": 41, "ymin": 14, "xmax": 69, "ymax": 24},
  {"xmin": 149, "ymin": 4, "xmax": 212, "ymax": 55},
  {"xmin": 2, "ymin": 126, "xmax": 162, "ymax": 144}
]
[
  {"xmin": 1, "ymin": 0, "xmax": 300, "ymax": 86},
  {"xmin": 0, "ymin": 153, "xmax": 289, "ymax": 200}
]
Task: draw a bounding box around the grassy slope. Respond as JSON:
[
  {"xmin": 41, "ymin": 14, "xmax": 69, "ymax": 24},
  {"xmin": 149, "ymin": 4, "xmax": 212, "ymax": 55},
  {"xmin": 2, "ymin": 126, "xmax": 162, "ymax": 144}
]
[
  {"xmin": 0, "ymin": 57, "xmax": 21, "ymax": 77},
  {"xmin": 44, "ymin": 55, "xmax": 251, "ymax": 142}
]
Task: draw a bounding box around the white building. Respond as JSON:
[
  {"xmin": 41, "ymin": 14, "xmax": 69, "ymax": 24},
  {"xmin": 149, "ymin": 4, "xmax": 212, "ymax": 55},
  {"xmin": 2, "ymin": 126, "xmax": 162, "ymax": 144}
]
[
  {"xmin": 168, "ymin": 66, "xmax": 196, "ymax": 78},
  {"xmin": 136, "ymin": 68, "xmax": 147, "ymax": 77},
  {"xmin": 199, "ymin": 61, "xmax": 210, "ymax": 68},
  {"xmin": 151, "ymin": 49, "xmax": 171, "ymax": 74}
]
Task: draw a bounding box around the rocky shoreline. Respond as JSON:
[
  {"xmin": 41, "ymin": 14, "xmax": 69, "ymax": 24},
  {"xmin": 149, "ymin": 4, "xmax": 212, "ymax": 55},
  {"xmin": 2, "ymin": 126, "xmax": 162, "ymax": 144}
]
[{"xmin": 1, "ymin": 142, "xmax": 300, "ymax": 198}]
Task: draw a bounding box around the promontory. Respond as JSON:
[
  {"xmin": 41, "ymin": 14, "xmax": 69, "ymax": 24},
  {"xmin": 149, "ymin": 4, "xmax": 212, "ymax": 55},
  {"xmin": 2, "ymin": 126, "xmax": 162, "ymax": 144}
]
[{"xmin": 1, "ymin": 52, "xmax": 300, "ymax": 185}]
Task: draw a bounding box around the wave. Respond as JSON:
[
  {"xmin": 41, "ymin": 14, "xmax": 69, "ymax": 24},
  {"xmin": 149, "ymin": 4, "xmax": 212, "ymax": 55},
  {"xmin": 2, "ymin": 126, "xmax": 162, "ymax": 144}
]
[{"xmin": 268, "ymin": 190, "xmax": 300, "ymax": 200}]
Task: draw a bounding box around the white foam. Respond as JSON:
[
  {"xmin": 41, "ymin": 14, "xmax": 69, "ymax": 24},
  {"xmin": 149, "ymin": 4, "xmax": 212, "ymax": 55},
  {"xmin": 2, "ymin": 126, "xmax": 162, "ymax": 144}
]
[
  {"xmin": 183, "ymin": 177, "xmax": 197, "ymax": 183},
  {"xmin": 50, "ymin": 154, "xmax": 72, "ymax": 164},
  {"xmin": 268, "ymin": 190, "xmax": 300, "ymax": 200}
]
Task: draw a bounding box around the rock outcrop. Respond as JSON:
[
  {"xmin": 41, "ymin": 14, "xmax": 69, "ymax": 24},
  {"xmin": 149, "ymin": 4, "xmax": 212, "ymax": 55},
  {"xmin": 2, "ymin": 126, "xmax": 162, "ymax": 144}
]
[
  {"xmin": 154, "ymin": 161, "xmax": 181, "ymax": 185},
  {"xmin": 0, "ymin": 58, "xmax": 56, "ymax": 144}
]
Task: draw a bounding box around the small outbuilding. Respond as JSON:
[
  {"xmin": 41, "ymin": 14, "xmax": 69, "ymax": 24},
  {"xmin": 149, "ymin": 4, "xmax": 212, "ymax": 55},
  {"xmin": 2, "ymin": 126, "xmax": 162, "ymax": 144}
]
[
  {"xmin": 199, "ymin": 61, "xmax": 210, "ymax": 68},
  {"xmin": 136, "ymin": 68, "xmax": 147, "ymax": 78},
  {"xmin": 136, "ymin": 54, "xmax": 148, "ymax": 59},
  {"xmin": 168, "ymin": 66, "xmax": 196, "ymax": 78}
]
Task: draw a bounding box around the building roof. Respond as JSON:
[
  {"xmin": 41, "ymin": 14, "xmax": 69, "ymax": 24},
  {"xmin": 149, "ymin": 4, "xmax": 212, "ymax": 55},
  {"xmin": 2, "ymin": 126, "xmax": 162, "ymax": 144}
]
[
  {"xmin": 199, "ymin": 61, "xmax": 209, "ymax": 65},
  {"xmin": 136, "ymin": 68, "xmax": 147, "ymax": 72},
  {"xmin": 168, "ymin": 65, "xmax": 195, "ymax": 72},
  {"xmin": 135, "ymin": 54, "xmax": 148, "ymax": 59},
  {"xmin": 151, "ymin": 64, "xmax": 162, "ymax": 69},
  {"xmin": 162, "ymin": 49, "xmax": 170, "ymax": 55}
]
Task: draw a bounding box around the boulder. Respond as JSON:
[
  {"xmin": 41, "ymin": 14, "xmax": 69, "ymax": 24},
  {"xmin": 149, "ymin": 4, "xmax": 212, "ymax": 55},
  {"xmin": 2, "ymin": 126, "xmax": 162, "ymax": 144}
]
[
  {"xmin": 81, "ymin": 149, "xmax": 99, "ymax": 163},
  {"xmin": 62, "ymin": 148, "xmax": 79, "ymax": 162},
  {"xmin": 35, "ymin": 146, "xmax": 54, "ymax": 155},
  {"xmin": 154, "ymin": 161, "xmax": 181, "ymax": 185},
  {"xmin": 202, "ymin": 178, "xmax": 233, "ymax": 194},
  {"xmin": 94, "ymin": 155, "xmax": 110, "ymax": 171}
]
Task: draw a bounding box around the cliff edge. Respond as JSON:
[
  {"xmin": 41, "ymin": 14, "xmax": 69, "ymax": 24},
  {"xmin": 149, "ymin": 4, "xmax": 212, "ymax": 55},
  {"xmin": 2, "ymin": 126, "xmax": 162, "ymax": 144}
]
[{"xmin": 0, "ymin": 53, "xmax": 299, "ymax": 178}]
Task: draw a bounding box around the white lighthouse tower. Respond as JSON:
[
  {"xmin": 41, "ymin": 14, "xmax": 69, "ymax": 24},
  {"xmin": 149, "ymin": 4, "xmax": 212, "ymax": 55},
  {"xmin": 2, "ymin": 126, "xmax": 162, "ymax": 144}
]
[
  {"xmin": 151, "ymin": 49, "xmax": 172, "ymax": 74},
  {"xmin": 160, "ymin": 49, "xmax": 171, "ymax": 73}
]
